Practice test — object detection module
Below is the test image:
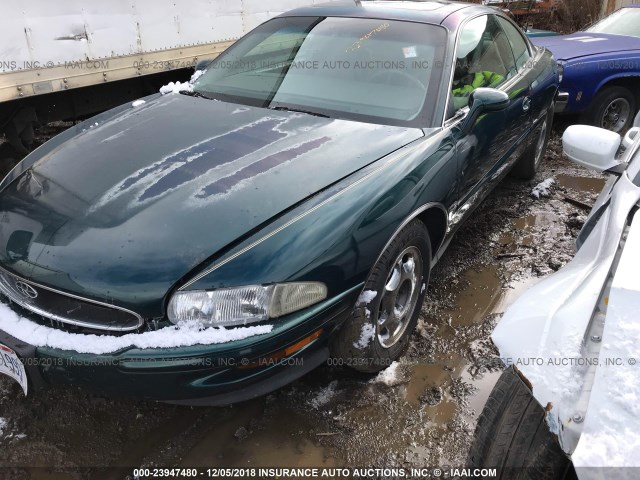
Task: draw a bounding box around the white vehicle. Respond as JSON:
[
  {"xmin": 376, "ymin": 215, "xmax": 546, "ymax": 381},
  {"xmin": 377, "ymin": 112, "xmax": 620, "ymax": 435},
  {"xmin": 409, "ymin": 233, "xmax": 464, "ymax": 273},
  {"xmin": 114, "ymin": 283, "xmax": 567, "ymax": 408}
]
[{"xmin": 469, "ymin": 112, "xmax": 640, "ymax": 479}]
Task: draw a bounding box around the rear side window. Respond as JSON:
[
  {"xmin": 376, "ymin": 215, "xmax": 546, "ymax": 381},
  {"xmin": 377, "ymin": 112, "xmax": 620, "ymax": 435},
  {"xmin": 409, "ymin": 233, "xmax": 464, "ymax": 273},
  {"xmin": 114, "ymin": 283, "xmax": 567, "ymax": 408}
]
[{"xmin": 496, "ymin": 17, "xmax": 531, "ymax": 71}]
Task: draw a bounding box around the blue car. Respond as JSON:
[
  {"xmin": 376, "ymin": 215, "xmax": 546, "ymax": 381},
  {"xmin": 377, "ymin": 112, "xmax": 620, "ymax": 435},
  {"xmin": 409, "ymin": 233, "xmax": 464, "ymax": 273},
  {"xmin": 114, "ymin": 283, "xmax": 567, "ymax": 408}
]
[{"xmin": 532, "ymin": 5, "xmax": 640, "ymax": 132}]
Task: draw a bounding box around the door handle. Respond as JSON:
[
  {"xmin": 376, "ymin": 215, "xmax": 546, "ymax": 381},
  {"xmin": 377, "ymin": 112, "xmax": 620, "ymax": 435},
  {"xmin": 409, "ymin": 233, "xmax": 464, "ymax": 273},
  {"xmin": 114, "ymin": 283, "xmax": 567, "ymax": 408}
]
[{"xmin": 522, "ymin": 97, "xmax": 532, "ymax": 113}]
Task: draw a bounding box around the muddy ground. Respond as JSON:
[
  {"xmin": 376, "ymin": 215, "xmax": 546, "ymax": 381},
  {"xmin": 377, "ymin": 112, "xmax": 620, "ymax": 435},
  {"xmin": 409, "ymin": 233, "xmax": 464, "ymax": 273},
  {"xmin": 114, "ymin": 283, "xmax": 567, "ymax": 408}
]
[{"xmin": 0, "ymin": 120, "xmax": 605, "ymax": 479}]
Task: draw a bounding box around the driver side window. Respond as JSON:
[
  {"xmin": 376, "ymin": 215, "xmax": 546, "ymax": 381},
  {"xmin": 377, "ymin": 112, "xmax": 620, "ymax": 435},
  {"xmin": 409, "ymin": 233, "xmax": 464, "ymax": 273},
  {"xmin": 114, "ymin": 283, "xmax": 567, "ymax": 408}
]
[{"xmin": 451, "ymin": 15, "xmax": 517, "ymax": 112}]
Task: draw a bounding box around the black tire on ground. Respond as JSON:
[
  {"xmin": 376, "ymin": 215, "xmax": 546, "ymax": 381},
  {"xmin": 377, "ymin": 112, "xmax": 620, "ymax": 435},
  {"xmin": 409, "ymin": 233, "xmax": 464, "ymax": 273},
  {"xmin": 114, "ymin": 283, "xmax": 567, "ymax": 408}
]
[
  {"xmin": 583, "ymin": 86, "xmax": 637, "ymax": 134},
  {"xmin": 330, "ymin": 219, "xmax": 431, "ymax": 373},
  {"xmin": 468, "ymin": 367, "xmax": 578, "ymax": 480},
  {"xmin": 511, "ymin": 107, "xmax": 554, "ymax": 180}
]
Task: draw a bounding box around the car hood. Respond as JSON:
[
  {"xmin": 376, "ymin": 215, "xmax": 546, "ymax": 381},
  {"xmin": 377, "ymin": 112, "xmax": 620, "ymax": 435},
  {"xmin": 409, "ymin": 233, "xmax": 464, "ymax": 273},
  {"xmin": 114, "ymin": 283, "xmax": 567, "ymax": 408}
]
[
  {"xmin": 0, "ymin": 94, "xmax": 422, "ymax": 315},
  {"xmin": 532, "ymin": 32, "xmax": 640, "ymax": 61}
]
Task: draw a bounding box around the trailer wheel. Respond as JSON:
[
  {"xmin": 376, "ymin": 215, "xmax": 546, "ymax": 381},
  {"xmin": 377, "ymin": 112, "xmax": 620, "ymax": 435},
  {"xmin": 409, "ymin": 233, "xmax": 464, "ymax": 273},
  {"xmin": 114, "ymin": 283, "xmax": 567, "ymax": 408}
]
[{"xmin": 468, "ymin": 367, "xmax": 578, "ymax": 480}]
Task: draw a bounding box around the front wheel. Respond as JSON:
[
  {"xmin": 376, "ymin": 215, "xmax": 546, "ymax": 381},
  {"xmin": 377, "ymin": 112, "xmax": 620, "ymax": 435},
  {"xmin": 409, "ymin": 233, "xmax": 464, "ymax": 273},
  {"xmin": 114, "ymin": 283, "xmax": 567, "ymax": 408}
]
[{"xmin": 331, "ymin": 219, "xmax": 431, "ymax": 373}]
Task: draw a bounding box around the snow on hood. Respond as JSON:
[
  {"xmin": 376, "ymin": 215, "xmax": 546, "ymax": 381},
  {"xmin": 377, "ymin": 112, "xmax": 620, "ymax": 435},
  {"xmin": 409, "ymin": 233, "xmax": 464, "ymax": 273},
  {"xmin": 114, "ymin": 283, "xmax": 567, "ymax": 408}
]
[{"xmin": 0, "ymin": 301, "xmax": 272, "ymax": 355}]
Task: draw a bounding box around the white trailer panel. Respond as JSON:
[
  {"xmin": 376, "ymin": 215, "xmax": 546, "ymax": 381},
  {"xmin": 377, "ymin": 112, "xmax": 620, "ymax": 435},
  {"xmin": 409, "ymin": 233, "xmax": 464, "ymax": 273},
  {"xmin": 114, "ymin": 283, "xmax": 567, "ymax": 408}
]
[{"xmin": 0, "ymin": 0, "xmax": 335, "ymax": 102}]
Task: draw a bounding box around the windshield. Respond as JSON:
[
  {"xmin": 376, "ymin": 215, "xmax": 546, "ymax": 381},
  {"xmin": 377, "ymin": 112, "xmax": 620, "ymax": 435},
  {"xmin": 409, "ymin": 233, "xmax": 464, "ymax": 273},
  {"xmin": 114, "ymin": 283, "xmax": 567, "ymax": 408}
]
[
  {"xmin": 587, "ymin": 8, "xmax": 640, "ymax": 38},
  {"xmin": 192, "ymin": 16, "xmax": 447, "ymax": 127}
]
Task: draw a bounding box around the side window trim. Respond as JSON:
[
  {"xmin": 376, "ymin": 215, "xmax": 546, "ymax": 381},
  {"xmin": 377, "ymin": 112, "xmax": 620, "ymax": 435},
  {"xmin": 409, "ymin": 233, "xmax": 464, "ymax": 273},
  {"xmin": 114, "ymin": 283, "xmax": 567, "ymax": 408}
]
[{"xmin": 495, "ymin": 15, "xmax": 534, "ymax": 72}]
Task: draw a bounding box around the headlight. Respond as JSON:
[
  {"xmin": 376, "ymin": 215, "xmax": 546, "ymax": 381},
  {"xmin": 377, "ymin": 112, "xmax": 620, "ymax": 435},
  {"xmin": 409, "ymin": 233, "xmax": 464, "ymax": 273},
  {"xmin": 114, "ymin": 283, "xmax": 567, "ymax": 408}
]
[{"xmin": 167, "ymin": 282, "xmax": 327, "ymax": 327}]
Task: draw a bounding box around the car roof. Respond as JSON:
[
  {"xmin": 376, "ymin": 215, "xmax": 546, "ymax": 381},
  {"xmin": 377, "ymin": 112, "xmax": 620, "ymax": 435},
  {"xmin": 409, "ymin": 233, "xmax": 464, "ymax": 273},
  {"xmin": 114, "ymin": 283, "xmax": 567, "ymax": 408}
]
[{"xmin": 279, "ymin": 1, "xmax": 495, "ymax": 26}]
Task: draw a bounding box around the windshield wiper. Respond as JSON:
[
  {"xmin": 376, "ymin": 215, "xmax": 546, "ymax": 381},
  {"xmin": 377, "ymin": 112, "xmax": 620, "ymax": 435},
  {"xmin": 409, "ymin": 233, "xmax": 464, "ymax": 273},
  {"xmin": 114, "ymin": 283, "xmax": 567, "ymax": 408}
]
[
  {"xmin": 180, "ymin": 90, "xmax": 211, "ymax": 99},
  {"xmin": 270, "ymin": 105, "xmax": 329, "ymax": 118}
]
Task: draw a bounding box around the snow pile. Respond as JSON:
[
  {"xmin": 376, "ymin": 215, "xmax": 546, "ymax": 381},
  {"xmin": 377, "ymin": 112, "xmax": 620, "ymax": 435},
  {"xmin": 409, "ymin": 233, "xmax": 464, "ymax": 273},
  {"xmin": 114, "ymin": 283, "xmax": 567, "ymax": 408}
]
[
  {"xmin": 372, "ymin": 361, "xmax": 403, "ymax": 386},
  {"xmin": 0, "ymin": 302, "xmax": 272, "ymax": 355},
  {"xmin": 353, "ymin": 323, "xmax": 375, "ymax": 350},
  {"xmin": 159, "ymin": 81, "xmax": 193, "ymax": 95},
  {"xmin": 190, "ymin": 69, "xmax": 205, "ymax": 83},
  {"xmin": 159, "ymin": 69, "xmax": 205, "ymax": 95},
  {"xmin": 357, "ymin": 290, "xmax": 377, "ymax": 306},
  {"xmin": 131, "ymin": 99, "xmax": 146, "ymax": 107},
  {"xmin": 531, "ymin": 177, "xmax": 555, "ymax": 199},
  {"xmin": 309, "ymin": 381, "xmax": 338, "ymax": 409}
]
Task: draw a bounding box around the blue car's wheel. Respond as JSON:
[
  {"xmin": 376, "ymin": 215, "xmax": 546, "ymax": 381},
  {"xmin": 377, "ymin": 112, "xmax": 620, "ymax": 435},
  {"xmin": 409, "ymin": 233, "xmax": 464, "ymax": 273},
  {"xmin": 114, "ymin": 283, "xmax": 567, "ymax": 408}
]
[
  {"xmin": 586, "ymin": 86, "xmax": 636, "ymax": 134},
  {"xmin": 331, "ymin": 219, "xmax": 431, "ymax": 373}
]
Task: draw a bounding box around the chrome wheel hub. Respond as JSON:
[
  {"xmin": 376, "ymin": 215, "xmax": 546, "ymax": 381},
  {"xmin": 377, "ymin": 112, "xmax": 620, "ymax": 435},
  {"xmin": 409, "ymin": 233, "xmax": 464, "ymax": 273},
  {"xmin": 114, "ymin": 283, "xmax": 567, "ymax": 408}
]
[
  {"xmin": 377, "ymin": 246, "xmax": 423, "ymax": 348},
  {"xmin": 601, "ymin": 98, "xmax": 631, "ymax": 133}
]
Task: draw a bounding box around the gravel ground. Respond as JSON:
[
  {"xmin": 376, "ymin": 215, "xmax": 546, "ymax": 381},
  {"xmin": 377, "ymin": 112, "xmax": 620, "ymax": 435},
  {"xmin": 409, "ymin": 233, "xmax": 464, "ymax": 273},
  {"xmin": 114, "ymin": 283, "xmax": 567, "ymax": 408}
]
[{"xmin": 0, "ymin": 120, "xmax": 605, "ymax": 479}]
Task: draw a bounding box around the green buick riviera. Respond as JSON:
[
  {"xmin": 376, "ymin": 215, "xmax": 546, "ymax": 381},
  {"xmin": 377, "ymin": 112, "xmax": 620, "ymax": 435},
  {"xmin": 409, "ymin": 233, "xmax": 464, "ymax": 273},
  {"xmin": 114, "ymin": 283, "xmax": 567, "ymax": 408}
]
[{"xmin": 0, "ymin": 1, "xmax": 558, "ymax": 404}]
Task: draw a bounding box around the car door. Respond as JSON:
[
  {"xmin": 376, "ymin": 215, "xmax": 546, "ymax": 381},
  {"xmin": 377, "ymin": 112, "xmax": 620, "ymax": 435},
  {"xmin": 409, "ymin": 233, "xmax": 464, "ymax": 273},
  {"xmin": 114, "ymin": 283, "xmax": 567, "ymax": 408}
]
[
  {"xmin": 449, "ymin": 14, "xmax": 533, "ymax": 215},
  {"xmin": 495, "ymin": 16, "xmax": 542, "ymax": 132}
]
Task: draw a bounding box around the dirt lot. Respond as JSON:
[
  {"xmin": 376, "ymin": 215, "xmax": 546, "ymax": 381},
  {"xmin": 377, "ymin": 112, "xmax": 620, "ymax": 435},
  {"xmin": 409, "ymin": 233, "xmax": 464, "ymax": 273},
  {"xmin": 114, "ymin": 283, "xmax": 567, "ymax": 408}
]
[{"xmin": 0, "ymin": 120, "xmax": 605, "ymax": 479}]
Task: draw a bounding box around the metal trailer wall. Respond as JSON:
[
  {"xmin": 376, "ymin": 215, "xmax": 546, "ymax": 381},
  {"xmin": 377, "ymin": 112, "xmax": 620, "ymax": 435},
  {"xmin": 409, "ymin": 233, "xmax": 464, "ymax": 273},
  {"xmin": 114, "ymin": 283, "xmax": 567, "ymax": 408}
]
[{"xmin": 0, "ymin": 0, "xmax": 332, "ymax": 103}]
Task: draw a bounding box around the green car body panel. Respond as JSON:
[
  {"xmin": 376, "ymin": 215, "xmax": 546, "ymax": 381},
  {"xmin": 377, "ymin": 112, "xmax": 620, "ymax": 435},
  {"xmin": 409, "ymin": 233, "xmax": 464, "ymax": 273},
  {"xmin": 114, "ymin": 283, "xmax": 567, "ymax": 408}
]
[{"xmin": 0, "ymin": 1, "xmax": 559, "ymax": 403}]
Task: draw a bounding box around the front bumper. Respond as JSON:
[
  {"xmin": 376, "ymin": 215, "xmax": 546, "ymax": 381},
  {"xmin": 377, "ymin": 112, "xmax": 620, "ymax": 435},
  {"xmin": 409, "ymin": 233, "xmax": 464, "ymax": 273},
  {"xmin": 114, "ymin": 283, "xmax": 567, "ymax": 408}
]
[
  {"xmin": 0, "ymin": 287, "xmax": 359, "ymax": 405},
  {"xmin": 555, "ymin": 91, "xmax": 570, "ymax": 114}
]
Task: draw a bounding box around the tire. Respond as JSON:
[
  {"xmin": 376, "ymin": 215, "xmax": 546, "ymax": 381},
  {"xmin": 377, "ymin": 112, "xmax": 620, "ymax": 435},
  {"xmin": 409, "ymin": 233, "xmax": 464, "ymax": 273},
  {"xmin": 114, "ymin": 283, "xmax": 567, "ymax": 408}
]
[
  {"xmin": 331, "ymin": 219, "xmax": 431, "ymax": 373},
  {"xmin": 511, "ymin": 107, "xmax": 553, "ymax": 180},
  {"xmin": 468, "ymin": 368, "xmax": 578, "ymax": 480},
  {"xmin": 583, "ymin": 86, "xmax": 636, "ymax": 134}
]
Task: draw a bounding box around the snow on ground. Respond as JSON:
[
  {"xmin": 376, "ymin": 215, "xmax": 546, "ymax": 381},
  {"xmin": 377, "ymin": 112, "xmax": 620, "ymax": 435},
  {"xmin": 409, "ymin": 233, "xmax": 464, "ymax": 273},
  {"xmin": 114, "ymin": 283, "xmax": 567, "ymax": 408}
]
[
  {"xmin": 131, "ymin": 99, "xmax": 146, "ymax": 107},
  {"xmin": 309, "ymin": 380, "xmax": 338, "ymax": 409},
  {"xmin": 531, "ymin": 177, "xmax": 555, "ymax": 199},
  {"xmin": 0, "ymin": 418, "xmax": 6, "ymax": 436},
  {"xmin": 353, "ymin": 323, "xmax": 375, "ymax": 350},
  {"xmin": 372, "ymin": 361, "xmax": 403, "ymax": 386},
  {"xmin": 0, "ymin": 303, "xmax": 272, "ymax": 355}
]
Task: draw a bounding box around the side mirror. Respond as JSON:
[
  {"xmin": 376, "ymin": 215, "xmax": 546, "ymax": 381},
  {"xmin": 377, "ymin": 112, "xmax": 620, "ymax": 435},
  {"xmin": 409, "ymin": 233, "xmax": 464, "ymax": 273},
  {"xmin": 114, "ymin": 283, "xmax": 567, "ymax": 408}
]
[
  {"xmin": 562, "ymin": 125, "xmax": 622, "ymax": 172},
  {"xmin": 469, "ymin": 88, "xmax": 511, "ymax": 112},
  {"xmin": 460, "ymin": 88, "xmax": 510, "ymax": 134}
]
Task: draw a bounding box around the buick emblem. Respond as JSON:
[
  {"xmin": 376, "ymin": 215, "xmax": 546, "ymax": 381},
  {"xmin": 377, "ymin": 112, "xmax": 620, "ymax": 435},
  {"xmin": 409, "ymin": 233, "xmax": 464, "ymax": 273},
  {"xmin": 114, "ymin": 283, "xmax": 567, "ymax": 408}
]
[{"xmin": 15, "ymin": 281, "xmax": 38, "ymax": 299}]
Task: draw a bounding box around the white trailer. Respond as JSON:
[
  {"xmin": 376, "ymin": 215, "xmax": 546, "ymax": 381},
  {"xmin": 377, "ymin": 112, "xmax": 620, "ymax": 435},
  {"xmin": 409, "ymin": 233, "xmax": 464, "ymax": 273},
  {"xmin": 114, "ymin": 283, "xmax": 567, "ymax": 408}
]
[{"xmin": 0, "ymin": 0, "xmax": 333, "ymax": 154}]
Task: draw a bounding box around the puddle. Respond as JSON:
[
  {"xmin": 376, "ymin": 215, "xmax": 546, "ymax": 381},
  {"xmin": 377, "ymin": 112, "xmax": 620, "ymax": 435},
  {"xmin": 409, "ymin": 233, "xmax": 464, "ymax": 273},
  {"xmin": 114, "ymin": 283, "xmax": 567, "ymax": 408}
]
[
  {"xmin": 436, "ymin": 265, "xmax": 537, "ymax": 329},
  {"xmin": 557, "ymin": 174, "xmax": 606, "ymax": 195},
  {"xmin": 179, "ymin": 402, "xmax": 337, "ymax": 468}
]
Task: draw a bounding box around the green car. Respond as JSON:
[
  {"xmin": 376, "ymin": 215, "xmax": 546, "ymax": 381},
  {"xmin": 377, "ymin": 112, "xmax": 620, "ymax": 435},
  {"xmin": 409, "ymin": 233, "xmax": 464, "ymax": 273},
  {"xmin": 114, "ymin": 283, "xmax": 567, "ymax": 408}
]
[{"xmin": 0, "ymin": 1, "xmax": 558, "ymax": 404}]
